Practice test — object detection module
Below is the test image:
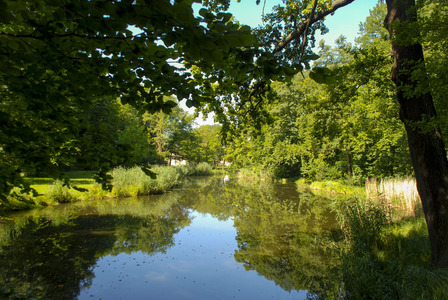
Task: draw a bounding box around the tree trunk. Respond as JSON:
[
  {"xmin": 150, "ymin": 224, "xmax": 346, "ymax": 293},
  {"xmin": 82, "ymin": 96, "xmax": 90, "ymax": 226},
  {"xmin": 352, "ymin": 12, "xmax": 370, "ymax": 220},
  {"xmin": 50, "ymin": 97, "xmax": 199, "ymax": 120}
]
[
  {"xmin": 346, "ymin": 148, "xmax": 353, "ymax": 176},
  {"xmin": 385, "ymin": 0, "xmax": 448, "ymax": 267}
]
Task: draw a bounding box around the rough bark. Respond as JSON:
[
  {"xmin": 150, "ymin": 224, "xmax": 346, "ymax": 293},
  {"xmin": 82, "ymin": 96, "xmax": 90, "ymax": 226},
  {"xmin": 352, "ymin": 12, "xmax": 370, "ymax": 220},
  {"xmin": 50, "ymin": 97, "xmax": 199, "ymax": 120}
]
[{"xmin": 385, "ymin": 0, "xmax": 448, "ymax": 268}]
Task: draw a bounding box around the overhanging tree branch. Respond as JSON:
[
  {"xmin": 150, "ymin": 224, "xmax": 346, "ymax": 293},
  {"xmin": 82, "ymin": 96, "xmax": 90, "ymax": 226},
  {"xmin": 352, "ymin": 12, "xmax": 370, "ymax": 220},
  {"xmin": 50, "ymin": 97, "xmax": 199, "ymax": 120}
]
[
  {"xmin": 274, "ymin": 0, "xmax": 356, "ymax": 53},
  {"xmin": 299, "ymin": 0, "xmax": 319, "ymax": 60}
]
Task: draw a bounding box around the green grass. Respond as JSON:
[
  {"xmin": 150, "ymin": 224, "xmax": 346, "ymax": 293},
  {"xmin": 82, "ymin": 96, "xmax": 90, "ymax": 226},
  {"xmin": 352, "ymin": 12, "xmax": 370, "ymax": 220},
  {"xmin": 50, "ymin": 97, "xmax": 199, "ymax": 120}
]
[
  {"xmin": 333, "ymin": 198, "xmax": 448, "ymax": 299},
  {"xmin": 296, "ymin": 179, "xmax": 365, "ymax": 198},
  {"xmin": 4, "ymin": 166, "xmax": 213, "ymax": 211}
]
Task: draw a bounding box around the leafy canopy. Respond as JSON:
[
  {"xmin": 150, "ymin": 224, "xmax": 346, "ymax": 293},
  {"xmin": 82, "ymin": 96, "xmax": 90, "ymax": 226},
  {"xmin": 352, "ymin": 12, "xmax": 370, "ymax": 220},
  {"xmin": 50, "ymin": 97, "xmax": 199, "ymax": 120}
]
[{"xmin": 0, "ymin": 0, "xmax": 255, "ymax": 198}]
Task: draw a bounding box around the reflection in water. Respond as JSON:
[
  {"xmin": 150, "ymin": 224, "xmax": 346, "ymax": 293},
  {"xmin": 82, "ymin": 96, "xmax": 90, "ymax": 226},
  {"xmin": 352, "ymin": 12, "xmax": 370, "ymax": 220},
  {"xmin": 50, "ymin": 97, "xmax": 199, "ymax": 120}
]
[{"xmin": 0, "ymin": 176, "xmax": 342, "ymax": 299}]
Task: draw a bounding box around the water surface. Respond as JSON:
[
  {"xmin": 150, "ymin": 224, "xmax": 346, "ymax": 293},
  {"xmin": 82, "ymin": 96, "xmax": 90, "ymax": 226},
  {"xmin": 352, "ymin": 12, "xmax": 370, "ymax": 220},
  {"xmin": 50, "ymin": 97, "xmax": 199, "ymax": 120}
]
[{"xmin": 0, "ymin": 177, "xmax": 341, "ymax": 299}]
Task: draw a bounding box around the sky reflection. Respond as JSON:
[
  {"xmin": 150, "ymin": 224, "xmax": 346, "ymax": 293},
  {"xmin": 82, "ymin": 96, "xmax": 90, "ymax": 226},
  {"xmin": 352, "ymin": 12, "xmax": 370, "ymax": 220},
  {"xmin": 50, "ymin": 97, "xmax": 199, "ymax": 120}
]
[{"xmin": 78, "ymin": 211, "xmax": 307, "ymax": 300}]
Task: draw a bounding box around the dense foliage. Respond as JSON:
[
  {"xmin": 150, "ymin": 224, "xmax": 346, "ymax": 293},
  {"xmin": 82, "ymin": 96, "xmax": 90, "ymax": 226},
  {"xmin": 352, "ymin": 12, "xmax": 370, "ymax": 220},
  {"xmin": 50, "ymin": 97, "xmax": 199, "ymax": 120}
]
[
  {"xmin": 0, "ymin": 0, "xmax": 253, "ymax": 199},
  {"xmin": 224, "ymin": 3, "xmax": 412, "ymax": 182}
]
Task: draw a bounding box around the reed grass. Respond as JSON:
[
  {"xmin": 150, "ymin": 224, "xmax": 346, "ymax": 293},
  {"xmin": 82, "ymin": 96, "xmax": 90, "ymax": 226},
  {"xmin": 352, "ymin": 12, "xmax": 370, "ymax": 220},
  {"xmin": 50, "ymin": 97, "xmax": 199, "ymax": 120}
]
[
  {"xmin": 46, "ymin": 180, "xmax": 76, "ymax": 203},
  {"xmin": 333, "ymin": 198, "xmax": 448, "ymax": 298},
  {"xmin": 110, "ymin": 166, "xmax": 185, "ymax": 197},
  {"xmin": 366, "ymin": 177, "xmax": 422, "ymax": 218}
]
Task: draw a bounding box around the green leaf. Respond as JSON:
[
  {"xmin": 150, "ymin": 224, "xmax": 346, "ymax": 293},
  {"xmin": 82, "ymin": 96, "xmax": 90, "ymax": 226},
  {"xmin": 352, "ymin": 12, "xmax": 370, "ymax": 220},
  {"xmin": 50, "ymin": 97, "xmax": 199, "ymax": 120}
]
[
  {"xmin": 283, "ymin": 67, "xmax": 296, "ymax": 77},
  {"xmin": 302, "ymin": 54, "xmax": 320, "ymax": 61},
  {"xmin": 72, "ymin": 186, "xmax": 88, "ymax": 192},
  {"xmin": 199, "ymin": 8, "xmax": 209, "ymax": 17},
  {"xmin": 141, "ymin": 165, "xmax": 157, "ymax": 179},
  {"xmin": 309, "ymin": 67, "xmax": 336, "ymax": 85}
]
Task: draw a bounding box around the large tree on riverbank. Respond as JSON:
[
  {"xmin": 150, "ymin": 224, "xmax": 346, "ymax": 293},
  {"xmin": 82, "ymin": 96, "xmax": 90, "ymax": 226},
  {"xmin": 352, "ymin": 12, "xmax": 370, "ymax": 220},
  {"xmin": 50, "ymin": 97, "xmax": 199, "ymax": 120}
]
[
  {"xmin": 384, "ymin": 0, "xmax": 448, "ymax": 268},
  {"xmin": 273, "ymin": 0, "xmax": 448, "ymax": 268}
]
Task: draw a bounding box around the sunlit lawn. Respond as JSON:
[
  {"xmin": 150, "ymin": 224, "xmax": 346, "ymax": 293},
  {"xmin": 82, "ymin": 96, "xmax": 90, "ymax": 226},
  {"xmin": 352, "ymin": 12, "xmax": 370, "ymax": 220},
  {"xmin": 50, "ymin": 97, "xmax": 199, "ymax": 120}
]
[{"xmin": 24, "ymin": 171, "xmax": 96, "ymax": 195}]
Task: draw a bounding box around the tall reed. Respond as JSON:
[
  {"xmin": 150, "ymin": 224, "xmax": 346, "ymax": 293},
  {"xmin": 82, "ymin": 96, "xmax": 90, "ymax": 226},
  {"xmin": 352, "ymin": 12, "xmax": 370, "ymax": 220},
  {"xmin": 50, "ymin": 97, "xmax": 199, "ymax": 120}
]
[
  {"xmin": 366, "ymin": 177, "xmax": 422, "ymax": 217},
  {"xmin": 333, "ymin": 198, "xmax": 448, "ymax": 299},
  {"xmin": 110, "ymin": 166, "xmax": 185, "ymax": 197},
  {"xmin": 46, "ymin": 180, "xmax": 76, "ymax": 203}
]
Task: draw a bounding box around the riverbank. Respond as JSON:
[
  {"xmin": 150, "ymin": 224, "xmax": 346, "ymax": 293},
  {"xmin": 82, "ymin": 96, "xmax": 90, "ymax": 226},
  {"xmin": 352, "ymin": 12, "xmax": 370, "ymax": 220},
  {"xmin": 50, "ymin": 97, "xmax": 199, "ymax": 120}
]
[
  {"xmin": 2, "ymin": 164, "xmax": 214, "ymax": 212},
  {"xmin": 295, "ymin": 178, "xmax": 448, "ymax": 297},
  {"xmin": 296, "ymin": 178, "xmax": 365, "ymax": 198}
]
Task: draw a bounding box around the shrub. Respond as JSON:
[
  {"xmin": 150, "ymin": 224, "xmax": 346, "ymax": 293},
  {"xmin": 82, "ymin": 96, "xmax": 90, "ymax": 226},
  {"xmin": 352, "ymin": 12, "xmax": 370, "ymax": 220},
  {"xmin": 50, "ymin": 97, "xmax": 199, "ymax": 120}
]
[
  {"xmin": 46, "ymin": 180, "xmax": 76, "ymax": 203},
  {"xmin": 110, "ymin": 166, "xmax": 185, "ymax": 196},
  {"xmin": 194, "ymin": 162, "xmax": 213, "ymax": 176}
]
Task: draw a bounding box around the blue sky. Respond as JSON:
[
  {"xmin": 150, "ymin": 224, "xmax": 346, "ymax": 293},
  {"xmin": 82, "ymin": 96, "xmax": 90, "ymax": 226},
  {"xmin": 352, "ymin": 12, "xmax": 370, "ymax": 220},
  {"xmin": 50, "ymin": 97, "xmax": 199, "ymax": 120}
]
[{"xmin": 225, "ymin": 0, "xmax": 379, "ymax": 45}]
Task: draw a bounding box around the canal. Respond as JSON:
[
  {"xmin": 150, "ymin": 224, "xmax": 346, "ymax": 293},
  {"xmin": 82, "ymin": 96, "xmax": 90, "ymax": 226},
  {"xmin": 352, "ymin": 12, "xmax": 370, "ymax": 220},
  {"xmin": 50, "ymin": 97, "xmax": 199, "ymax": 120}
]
[{"xmin": 0, "ymin": 176, "xmax": 342, "ymax": 299}]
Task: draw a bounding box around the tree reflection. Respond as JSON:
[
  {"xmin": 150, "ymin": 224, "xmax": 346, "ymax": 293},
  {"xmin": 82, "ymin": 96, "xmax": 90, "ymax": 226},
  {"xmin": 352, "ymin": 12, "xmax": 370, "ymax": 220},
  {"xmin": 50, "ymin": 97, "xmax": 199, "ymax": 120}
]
[
  {"xmin": 0, "ymin": 194, "xmax": 191, "ymax": 299},
  {"xmin": 181, "ymin": 178, "xmax": 343, "ymax": 298},
  {"xmin": 231, "ymin": 184, "xmax": 342, "ymax": 298}
]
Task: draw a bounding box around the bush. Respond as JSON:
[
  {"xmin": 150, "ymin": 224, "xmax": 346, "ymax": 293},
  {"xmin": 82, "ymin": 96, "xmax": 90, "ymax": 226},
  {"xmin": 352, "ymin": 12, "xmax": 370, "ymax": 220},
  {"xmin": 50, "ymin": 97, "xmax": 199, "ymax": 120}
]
[
  {"xmin": 46, "ymin": 180, "xmax": 76, "ymax": 203},
  {"xmin": 194, "ymin": 162, "xmax": 213, "ymax": 176},
  {"xmin": 110, "ymin": 166, "xmax": 185, "ymax": 197}
]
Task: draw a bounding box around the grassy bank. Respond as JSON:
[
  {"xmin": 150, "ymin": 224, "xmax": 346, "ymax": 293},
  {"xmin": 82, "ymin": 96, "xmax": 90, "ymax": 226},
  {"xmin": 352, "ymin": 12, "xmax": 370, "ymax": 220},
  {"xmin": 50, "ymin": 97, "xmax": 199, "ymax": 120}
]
[
  {"xmin": 296, "ymin": 178, "xmax": 365, "ymax": 198},
  {"xmin": 333, "ymin": 198, "xmax": 448, "ymax": 298},
  {"xmin": 3, "ymin": 164, "xmax": 214, "ymax": 210},
  {"xmin": 296, "ymin": 177, "xmax": 447, "ymax": 297}
]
